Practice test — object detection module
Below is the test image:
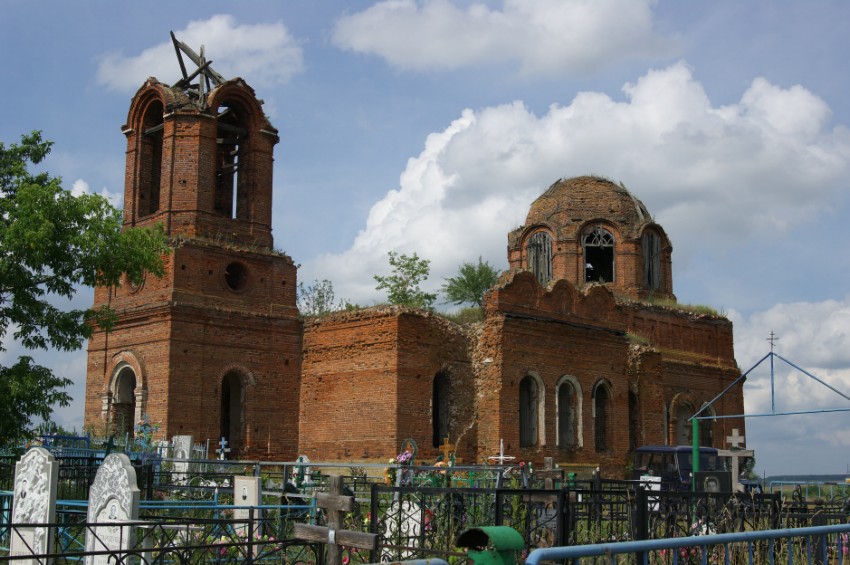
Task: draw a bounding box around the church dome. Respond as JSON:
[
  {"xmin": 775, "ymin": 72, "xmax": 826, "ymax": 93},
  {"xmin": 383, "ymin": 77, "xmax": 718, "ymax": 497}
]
[{"xmin": 524, "ymin": 176, "xmax": 652, "ymax": 239}]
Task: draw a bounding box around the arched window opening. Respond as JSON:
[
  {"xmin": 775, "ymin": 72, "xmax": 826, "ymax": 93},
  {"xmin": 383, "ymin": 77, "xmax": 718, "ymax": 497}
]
[
  {"xmin": 583, "ymin": 226, "xmax": 615, "ymax": 283},
  {"xmin": 674, "ymin": 402, "xmax": 694, "ymax": 445},
  {"xmin": 557, "ymin": 381, "xmax": 577, "ymax": 448},
  {"xmin": 432, "ymin": 372, "xmax": 450, "ymax": 448},
  {"xmin": 112, "ymin": 368, "xmax": 137, "ymax": 437},
  {"xmin": 642, "ymin": 230, "xmax": 662, "ymax": 291},
  {"xmin": 215, "ymin": 102, "xmax": 249, "ymax": 219},
  {"xmin": 594, "ymin": 382, "xmax": 610, "ymax": 453},
  {"xmin": 526, "ymin": 231, "xmax": 553, "ymax": 286},
  {"xmin": 519, "ymin": 375, "xmax": 539, "ymax": 447},
  {"xmin": 628, "ymin": 390, "xmax": 639, "ymax": 451},
  {"xmin": 140, "ymin": 100, "xmax": 164, "ymax": 216},
  {"xmin": 220, "ymin": 371, "xmax": 243, "ymax": 455}
]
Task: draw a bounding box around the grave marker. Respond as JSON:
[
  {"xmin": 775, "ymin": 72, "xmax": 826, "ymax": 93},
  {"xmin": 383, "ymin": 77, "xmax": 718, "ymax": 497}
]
[
  {"xmin": 84, "ymin": 453, "xmax": 140, "ymax": 565},
  {"xmin": 536, "ymin": 457, "xmax": 564, "ymax": 489},
  {"xmin": 233, "ymin": 476, "xmax": 261, "ymax": 537},
  {"xmin": 216, "ymin": 436, "xmax": 231, "ymax": 460},
  {"xmin": 487, "ymin": 438, "xmax": 515, "ymax": 465},
  {"xmin": 171, "ymin": 435, "xmax": 193, "ymax": 485},
  {"xmin": 294, "ymin": 475, "xmax": 378, "ymax": 565},
  {"xmin": 718, "ymin": 428, "xmax": 754, "ymax": 493},
  {"xmin": 10, "ymin": 447, "xmax": 59, "ymax": 563}
]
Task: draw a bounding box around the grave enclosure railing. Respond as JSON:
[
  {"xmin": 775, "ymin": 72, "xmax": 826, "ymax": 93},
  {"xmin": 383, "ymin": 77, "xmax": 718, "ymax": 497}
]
[
  {"xmin": 2, "ymin": 511, "xmax": 322, "ymax": 564},
  {"xmin": 5, "ymin": 453, "xmax": 850, "ymax": 564}
]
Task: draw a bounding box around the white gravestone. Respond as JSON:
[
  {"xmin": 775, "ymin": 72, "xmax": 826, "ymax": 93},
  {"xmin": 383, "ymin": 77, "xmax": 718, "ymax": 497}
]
[
  {"xmin": 233, "ymin": 476, "xmax": 261, "ymax": 538},
  {"xmin": 84, "ymin": 453, "xmax": 140, "ymax": 565},
  {"xmin": 10, "ymin": 447, "xmax": 59, "ymax": 563},
  {"xmin": 171, "ymin": 435, "xmax": 193, "ymax": 485}
]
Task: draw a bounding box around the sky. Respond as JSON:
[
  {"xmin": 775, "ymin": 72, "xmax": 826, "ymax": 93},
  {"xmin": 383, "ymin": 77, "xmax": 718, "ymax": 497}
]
[{"xmin": 1, "ymin": 0, "xmax": 849, "ymax": 477}]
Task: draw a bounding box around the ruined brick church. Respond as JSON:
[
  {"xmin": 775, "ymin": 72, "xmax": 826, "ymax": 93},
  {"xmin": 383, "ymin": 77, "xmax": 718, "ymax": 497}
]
[{"xmin": 84, "ymin": 64, "xmax": 744, "ymax": 477}]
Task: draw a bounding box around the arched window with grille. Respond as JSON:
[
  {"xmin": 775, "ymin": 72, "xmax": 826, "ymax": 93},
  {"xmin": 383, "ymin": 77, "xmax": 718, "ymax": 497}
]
[
  {"xmin": 583, "ymin": 226, "xmax": 615, "ymax": 283},
  {"xmin": 642, "ymin": 229, "xmax": 662, "ymax": 291},
  {"xmin": 526, "ymin": 231, "xmax": 553, "ymax": 286}
]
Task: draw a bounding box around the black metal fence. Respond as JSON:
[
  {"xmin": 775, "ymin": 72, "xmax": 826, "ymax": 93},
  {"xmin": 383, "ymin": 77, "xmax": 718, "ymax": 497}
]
[{"xmin": 4, "ymin": 454, "xmax": 850, "ymax": 564}]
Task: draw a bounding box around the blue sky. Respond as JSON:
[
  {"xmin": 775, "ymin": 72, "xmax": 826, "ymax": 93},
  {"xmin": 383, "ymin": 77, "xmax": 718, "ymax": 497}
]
[{"xmin": 2, "ymin": 1, "xmax": 849, "ymax": 476}]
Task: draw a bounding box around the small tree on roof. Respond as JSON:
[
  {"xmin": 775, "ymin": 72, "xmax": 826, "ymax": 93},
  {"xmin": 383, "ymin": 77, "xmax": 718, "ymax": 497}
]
[{"xmin": 374, "ymin": 251, "xmax": 436, "ymax": 310}]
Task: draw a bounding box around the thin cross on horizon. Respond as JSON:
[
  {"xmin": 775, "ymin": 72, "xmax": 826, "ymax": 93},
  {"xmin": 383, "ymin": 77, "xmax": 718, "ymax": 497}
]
[{"xmin": 767, "ymin": 331, "xmax": 780, "ymax": 352}]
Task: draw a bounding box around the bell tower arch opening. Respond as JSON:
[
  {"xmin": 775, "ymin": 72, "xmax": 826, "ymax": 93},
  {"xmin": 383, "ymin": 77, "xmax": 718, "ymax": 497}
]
[
  {"xmin": 215, "ymin": 101, "xmax": 250, "ymax": 220},
  {"xmin": 139, "ymin": 99, "xmax": 164, "ymax": 217}
]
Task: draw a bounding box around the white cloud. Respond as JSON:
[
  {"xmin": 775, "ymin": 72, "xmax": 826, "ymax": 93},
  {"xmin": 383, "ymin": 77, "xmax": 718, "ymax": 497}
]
[
  {"xmin": 70, "ymin": 179, "xmax": 123, "ymax": 207},
  {"xmin": 305, "ymin": 62, "xmax": 850, "ymax": 307},
  {"xmin": 332, "ymin": 0, "xmax": 672, "ymax": 75},
  {"xmin": 97, "ymin": 14, "xmax": 304, "ymax": 92},
  {"xmin": 730, "ymin": 297, "xmax": 850, "ymax": 475}
]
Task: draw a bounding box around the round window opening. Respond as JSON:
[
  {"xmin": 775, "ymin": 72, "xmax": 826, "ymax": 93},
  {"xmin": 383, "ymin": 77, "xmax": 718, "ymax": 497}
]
[{"xmin": 224, "ymin": 262, "xmax": 248, "ymax": 292}]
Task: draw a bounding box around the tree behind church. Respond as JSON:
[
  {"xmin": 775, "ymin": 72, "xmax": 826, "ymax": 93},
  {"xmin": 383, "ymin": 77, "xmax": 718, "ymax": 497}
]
[
  {"xmin": 441, "ymin": 256, "xmax": 499, "ymax": 309},
  {"xmin": 0, "ymin": 132, "xmax": 169, "ymax": 445}
]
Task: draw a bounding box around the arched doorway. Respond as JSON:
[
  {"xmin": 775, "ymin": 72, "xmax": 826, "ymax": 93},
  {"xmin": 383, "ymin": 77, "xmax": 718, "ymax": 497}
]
[
  {"xmin": 220, "ymin": 371, "xmax": 243, "ymax": 453},
  {"xmin": 112, "ymin": 367, "xmax": 136, "ymax": 436},
  {"xmin": 432, "ymin": 372, "xmax": 450, "ymax": 448}
]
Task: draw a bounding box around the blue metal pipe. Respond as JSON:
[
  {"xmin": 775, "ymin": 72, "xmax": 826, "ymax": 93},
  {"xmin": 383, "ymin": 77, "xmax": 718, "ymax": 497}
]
[{"xmin": 526, "ymin": 523, "xmax": 850, "ymax": 565}]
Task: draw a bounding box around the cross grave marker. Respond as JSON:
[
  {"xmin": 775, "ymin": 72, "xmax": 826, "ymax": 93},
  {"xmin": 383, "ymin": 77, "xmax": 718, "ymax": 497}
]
[
  {"xmin": 718, "ymin": 428, "xmax": 754, "ymax": 493},
  {"xmin": 488, "ymin": 438, "xmax": 515, "ymax": 465},
  {"xmin": 10, "ymin": 447, "xmax": 59, "ymax": 563},
  {"xmin": 294, "ymin": 475, "xmax": 378, "ymax": 565},
  {"xmin": 217, "ymin": 437, "xmax": 231, "ymax": 460}
]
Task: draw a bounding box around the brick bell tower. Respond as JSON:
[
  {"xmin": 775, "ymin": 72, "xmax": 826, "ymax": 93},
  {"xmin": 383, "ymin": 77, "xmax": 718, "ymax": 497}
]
[{"xmin": 84, "ymin": 37, "xmax": 301, "ymax": 459}]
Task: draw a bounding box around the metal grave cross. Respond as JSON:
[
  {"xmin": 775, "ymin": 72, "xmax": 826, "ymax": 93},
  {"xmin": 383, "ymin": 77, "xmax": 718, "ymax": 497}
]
[
  {"xmin": 294, "ymin": 475, "xmax": 378, "ymax": 565},
  {"xmin": 488, "ymin": 438, "xmax": 516, "ymax": 465},
  {"xmin": 216, "ymin": 437, "xmax": 231, "ymax": 460}
]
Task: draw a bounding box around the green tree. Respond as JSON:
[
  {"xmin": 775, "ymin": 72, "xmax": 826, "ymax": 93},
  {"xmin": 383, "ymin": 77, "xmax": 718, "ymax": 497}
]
[
  {"xmin": 374, "ymin": 251, "xmax": 436, "ymax": 310},
  {"xmin": 297, "ymin": 278, "xmax": 348, "ymax": 317},
  {"xmin": 0, "ymin": 131, "xmax": 169, "ymax": 444},
  {"xmin": 441, "ymin": 256, "xmax": 499, "ymax": 309}
]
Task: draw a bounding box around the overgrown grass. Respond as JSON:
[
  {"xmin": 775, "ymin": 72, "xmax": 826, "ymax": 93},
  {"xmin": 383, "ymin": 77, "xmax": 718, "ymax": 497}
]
[
  {"xmin": 642, "ymin": 295, "xmax": 724, "ymax": 317},
  {"xmin": 440, "ymin": 307, "xmax": 484, "ymax": 325},
  {"xmin": 626, "ymin": 332, "xmax": 652, "ymax": 346}
]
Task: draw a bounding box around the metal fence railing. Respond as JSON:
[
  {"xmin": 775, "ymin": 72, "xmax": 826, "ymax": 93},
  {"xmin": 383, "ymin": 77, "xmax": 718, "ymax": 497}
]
[{"xmin": 526, "ymin": 522, "xmax": 850, "ymax": 565}]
